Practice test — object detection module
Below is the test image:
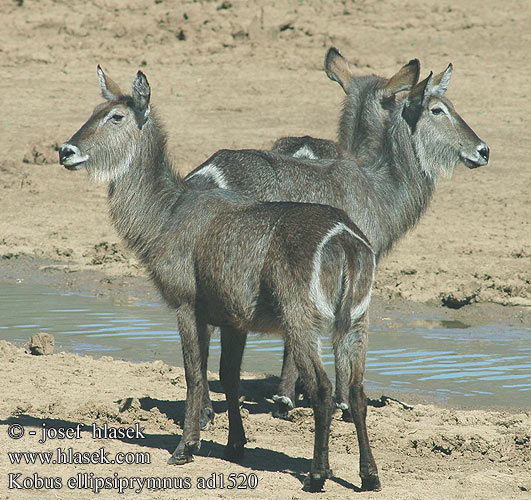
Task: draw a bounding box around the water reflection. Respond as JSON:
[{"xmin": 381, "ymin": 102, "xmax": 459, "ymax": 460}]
[{"xmin": 1, "ymin": 282, "xmax": 530, "ymax": 408}]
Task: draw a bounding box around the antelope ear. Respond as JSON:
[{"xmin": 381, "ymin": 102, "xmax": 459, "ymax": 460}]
[
  {"xmin": 132, "ymin": 70, "xmax": 151, "ymax": 117},
  {"xmin": 428, "ymin": 63, "xmax": 453, "ymax": 98},
  {"xmin": 97, "ymin": 65, "xmax": 122, "ymax": 100},
  {"xmin": 402, "ymin": 71, "xmax": 433, "ymax": 132},
  {"xmin": 408, "ymin": 71, "xmax": 433, "ymax": 107},
  {"xmin": 383, "ymin": 59, "xmax": 420, "ymax": 98},
  {"xmin": 324, "ymin": 47, "xmax": 355, "ymax": 93}
]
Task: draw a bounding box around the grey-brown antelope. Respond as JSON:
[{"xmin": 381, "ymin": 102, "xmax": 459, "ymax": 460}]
[
  {"xmin": 186, "ymin": 50, "xmax": 421, "ymax": 429},
  {"xmin": 186, "ymin": 49, "xmax": 490, "ymax": 491},
  {"xmin": 59, "ymin": 67, "xmax": 377, "ymax": 492},
  {"xmin": 187, "ymin": 50, "xmax": 422, "ymax": 429},
  {"xmin": 271, "ymin": 50, "xmax": 421, "ymax": 420}
]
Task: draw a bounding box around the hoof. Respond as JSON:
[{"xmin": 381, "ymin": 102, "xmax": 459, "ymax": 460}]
[
  {"xmin": 168, "ymin": 440, "xmax": 201, "ymax": 465},
  {"xmin": 302, "ymin": 470, "xmax": 332, "ymax": 493},
  {"xmin": 272, "ymin": 394, "xmax": 294, "ymax": 420},
  {"xmin": 167, "ymin": 452, "xmax": 193, "ymax": 465},
  {"xmin": 361, "ymin": 474, "xmax": 382, "ymax": 491},
  {"xmin": 272, "ymin": 407, "xmax": 291, "ymax": 420},
  {"xmin": 341, "ymin": 408, "xmax": 353, "ymax": 422},
  {"xmin": 224, "ymin": 440, "xmax": 246, "ymax": 462},
  {"xmin": 200, "ymin": 407, "xmax": 215, "ymax": 430},
  {"xmin": 223, "ymin": 439, "xmax": 247, "ymax": 462},
  {"xmin": 335, "ymin": 401, "xmax": 353, "ymax": 422}
]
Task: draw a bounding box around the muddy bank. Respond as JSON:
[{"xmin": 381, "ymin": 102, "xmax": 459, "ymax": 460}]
[
  {"xmin": 2, "ymin": 256, "xmax": 530, "ymax": 413},
  {"xmin": 3, "ymin": 255, "xmax": 531, "ymax": 329}
]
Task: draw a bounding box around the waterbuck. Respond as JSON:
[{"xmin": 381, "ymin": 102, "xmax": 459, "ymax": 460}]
[
  {"xmin": 59, "ymin": 67, "xmax": 377, "ymax": 492},
  {"xmin": 185, "ymin": 54, "xmax": 489, "ymax": 491},
  {"xmin": 270, "ymin": 51, "xmax": 421, "ymax": 415},
  {"xmin": 189, "ymin": 49, "xmax": 422, "ymax": 424},
  {"xmin": 271, "ymin": 48, "xmax": 421, "ymax": 160}
]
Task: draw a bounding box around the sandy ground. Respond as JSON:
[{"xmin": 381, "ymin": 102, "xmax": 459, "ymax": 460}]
[
  {"xmin": 1, "ymin": 341, "xmax": 530, "ymax": 500},
  {"xmin": 1, "ymin": 0, "xmax": 531, "ymax": 498},
  {"xmin": 1, "ymin": 0, "xmax": 531, "ymax": 308}
]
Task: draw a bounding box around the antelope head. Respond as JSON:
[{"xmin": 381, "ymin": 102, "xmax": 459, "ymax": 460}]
[
  {"xmin": 402, "ymin": 64, "xmax": 490, "ymax": 177},
  {"xmin": 59, "ymin": 67, "xmax": 151, "ymax": 183}
]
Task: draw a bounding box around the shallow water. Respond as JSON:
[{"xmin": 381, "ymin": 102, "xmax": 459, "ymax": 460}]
[{"xmin": 2, "ymin": 281, "xmax": 530, "ymax": 408}]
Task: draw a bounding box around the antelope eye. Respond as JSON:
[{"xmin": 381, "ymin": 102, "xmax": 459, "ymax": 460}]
[
  {"xmin": 111, "ymin": 113, "xmax": 124, "ymax": 122},
  {"xmin": 431, "ymin": 107, "xmax": 444, "ymax": 115}
]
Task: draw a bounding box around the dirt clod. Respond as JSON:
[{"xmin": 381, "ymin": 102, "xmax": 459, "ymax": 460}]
[{"xmin": 26, "ymin": 332, "xmax": 55, "ymax": 355}]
